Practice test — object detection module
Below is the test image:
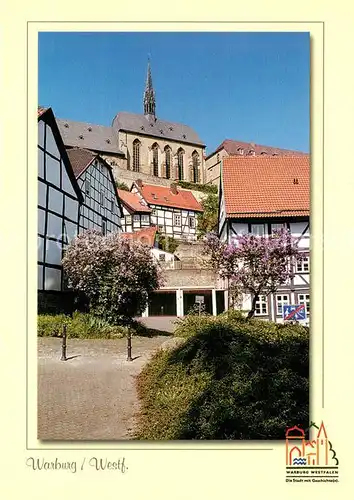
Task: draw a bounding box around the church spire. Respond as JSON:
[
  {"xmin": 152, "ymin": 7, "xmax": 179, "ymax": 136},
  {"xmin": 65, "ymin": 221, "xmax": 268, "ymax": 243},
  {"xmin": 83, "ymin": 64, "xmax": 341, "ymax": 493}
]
[{"xmin": 143, "ymin": 58, "xmax": 156, "ymax": 119}]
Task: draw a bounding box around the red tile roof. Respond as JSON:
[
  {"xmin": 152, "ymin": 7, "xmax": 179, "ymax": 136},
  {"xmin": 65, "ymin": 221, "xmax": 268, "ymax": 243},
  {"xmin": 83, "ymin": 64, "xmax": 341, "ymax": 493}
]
[
  {"xmin": 207, "ymin": 138, "xmax": 307, "ymax": 159},
  {"xmin": 222, "ymin": 156, "xmax": 310, "ymax": 218},
  {"xmin": 120, "ymin": 226, "xmax": 157, "ymax": 247},
  {"xmin": 66, "ymin": 148, "xmax": 97, "ymax": 177},
  {"xmin": 135, "ymin": 182, "xmax": 203, "ymax": 212},
  {"xmin": 117, "ymin": 189, "xmax": 152, "ymax": 213}
]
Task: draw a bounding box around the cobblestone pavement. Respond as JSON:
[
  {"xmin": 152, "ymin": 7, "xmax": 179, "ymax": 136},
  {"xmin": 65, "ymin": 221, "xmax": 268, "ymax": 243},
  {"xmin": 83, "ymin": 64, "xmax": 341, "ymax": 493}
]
[{"xmin": 37, "ymin": 336, "xmax": 180, "ymax": 441}]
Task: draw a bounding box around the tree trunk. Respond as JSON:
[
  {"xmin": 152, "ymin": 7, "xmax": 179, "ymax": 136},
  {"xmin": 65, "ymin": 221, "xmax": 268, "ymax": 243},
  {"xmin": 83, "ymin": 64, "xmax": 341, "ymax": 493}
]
[{"xmin": 247, "ymin": 294, "xmax": 258, "ymax": 319}]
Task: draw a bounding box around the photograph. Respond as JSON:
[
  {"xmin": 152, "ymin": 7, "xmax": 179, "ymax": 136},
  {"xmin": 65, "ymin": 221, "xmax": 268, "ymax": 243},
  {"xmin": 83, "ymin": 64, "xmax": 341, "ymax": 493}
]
[{"xmin": 37, "ymin": 31, "xmax": 310, "ymax": 441}]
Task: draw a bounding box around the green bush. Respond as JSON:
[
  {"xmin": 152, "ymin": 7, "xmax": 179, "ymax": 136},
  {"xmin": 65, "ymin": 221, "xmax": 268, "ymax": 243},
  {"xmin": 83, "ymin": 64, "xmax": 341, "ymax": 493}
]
[
  {"xmin": 136, "ymin": 315, "xmax": 309, "ymax": 440},
  {"xmin": 37, "ymin": 312, "xmax": 169, "ymax": 339},
  {"xmin": 177, "ymin": 180, "xmax": 218, "ymax": 194}
]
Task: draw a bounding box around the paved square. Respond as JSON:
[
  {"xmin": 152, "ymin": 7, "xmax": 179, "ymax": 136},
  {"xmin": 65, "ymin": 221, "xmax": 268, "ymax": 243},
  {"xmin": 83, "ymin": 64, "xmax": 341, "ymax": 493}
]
[{"xmin": 37, "ymin": 336, "xmax": 176, "ymax": 440}]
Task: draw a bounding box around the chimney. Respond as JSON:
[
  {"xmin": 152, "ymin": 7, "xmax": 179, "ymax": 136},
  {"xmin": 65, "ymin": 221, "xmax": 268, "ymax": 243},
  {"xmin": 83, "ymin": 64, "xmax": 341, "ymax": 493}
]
[
  {"xmin": 170, "ymin": 182, "xmax": 178, "ymax": 195},
  {"xmin": 136, "ymin": 179, "xmax": 143, "ymax": 188}
]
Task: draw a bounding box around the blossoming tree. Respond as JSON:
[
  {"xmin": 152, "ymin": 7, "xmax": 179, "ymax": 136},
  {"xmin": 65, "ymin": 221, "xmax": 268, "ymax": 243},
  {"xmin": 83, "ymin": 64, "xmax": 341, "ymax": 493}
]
[
  {"xmin": 62, "ymin": 230, "xmax": 163, "ymax": 324},
  {"xmin": 204, "ymin": 229, "xmax": 303, "ymax": 319}
]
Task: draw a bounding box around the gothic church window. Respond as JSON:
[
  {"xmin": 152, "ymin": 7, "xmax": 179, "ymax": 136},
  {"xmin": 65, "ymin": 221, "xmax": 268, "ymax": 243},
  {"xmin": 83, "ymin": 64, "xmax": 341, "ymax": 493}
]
[
  {"xmin": 152, "ymin": 143, "xmax": 159, "ymax": 177},
  {"xmin": 192, "ymin": 151, "xmax": 199, "ymax": 183},
  {"xmin": 133, "ymin": 139, "xmax": 141, "ymax": 172},
  {"xmin": 177, "ymin": 148, "xmax": 184, "ymax": 181},
  {"xmin": 164, "ymin": 146, "xmax": 171, "ymax": 179}
]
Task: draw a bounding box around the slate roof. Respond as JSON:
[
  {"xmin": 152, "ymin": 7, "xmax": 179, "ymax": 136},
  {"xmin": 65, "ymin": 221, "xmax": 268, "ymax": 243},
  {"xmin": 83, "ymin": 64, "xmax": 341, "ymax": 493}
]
[
  {"xmin": 134, "ymin": 182, "xmax": 203, "ymax": 212},
  {"xmin": 38, "ymin": 106, "xmax": 48, "ymax": 117},
  {"xmin": 66, "ymin": 148, "xmax": 98, "ymax": 177},
  {"xmin": 120, "ymin": 226, "xmax": 157, "ymax": 247},
  {"xmin": 117, "ymin": 189, "xmax": 152, "ymax": 214},
  {"xmin": 112, "ymin": 111, "xmax": 205, "ymax": 146},
  {"xmin": 207, "ymin": 139, "xmax": 307, "ymax": 160},
  {"xmin": 56, "ymin": 118, "xmax": 124, "ymax": 155},
  {"xmin": 222, "ymin": 156, "xmax": 310, "ymax": 218}
]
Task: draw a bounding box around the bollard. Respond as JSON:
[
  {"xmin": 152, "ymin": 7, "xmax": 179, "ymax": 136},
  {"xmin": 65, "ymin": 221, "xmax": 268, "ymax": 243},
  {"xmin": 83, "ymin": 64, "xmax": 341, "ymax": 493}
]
[
  {"xmin": 126, "ymin": 330, "xmax": 132, "ymax": 362},
  {"xmin": 61, "ymin": 323, "xmax": 67, "ymax": 361}
]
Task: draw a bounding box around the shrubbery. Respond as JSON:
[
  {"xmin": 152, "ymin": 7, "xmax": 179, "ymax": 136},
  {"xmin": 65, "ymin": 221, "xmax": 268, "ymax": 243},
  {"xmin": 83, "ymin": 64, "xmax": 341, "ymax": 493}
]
[
  {"xmin": 136, "ymin": 313, "xmax": 309, "ymax": 439},
  {"xmin": 37, "ymin": 312, "xmax": 156, "ymax": 339},
  {"xmin": 177, "ymin": 180, "xmax": 218, "ymax": 194}
]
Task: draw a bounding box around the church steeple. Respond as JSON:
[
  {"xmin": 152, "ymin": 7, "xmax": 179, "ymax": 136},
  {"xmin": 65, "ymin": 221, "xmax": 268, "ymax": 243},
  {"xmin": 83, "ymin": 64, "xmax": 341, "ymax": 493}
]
[{"xmin": 143, "ymin": 59, "xmax": 156, "ymax": 119}]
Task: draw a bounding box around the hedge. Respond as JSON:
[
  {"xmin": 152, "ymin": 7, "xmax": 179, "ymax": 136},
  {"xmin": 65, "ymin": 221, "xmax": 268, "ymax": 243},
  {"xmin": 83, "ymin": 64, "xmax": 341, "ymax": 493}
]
[
  {"xmin": 135, "ymin": 313, "xmax": 309, "ymax": 440},
  {"xmin": 177, "ymin": 180, "xmax": 218, "ymax": 194},
  {"xmin": 37, "ymin": 312, "xmax": 160, "ymax": 339}
]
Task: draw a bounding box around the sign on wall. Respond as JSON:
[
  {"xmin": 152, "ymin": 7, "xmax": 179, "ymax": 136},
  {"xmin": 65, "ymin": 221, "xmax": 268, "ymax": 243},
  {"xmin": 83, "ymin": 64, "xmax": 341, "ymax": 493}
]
[{"xmin": 282, "ymin": 304, "xmax": 307, "ymax": 321}]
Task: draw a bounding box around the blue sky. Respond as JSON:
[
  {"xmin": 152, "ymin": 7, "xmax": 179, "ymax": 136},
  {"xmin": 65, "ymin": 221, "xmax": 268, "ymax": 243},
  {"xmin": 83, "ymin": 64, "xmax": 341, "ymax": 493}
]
[{"xmin": 38, "ymin": 32, "xmax": 309, "ymax": 154}]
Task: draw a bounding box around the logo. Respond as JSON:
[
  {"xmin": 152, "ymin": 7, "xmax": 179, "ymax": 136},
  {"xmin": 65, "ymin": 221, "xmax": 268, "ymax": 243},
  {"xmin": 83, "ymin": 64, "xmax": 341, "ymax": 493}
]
[{"xmin": 285, "ymin": 421, "xmax": 339, "ymax": 483}]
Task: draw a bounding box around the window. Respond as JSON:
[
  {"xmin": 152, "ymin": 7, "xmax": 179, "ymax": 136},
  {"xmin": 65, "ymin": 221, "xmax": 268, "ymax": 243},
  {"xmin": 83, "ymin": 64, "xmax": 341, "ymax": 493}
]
[
  {"xmin": 251, "ymin": 224, "xmax": 265, "ymax": 236},
  {"xmin": 189, "ymin": 217, "xmax": 195, "ymax": 228},
  {"xmin": 237, "ymin": 148, "xmax": 244, "ymax": 155},
  {"xmin": 159, "ymin": 253, "xmax": 166, "ymax": 262},
  {"xmin": 152, "ymin": 143, "xmax": 159, "ymax": 177},
  {"xmin": 255, "ymin": 295, "xmax": 268, "ymax": 315},
  {"xmin": 100, "ymin": 191, "xmax": 105, "ymax": 206},
  {"xmin": 111, "ymin": 197, "xmax": 115, "ymax": 213},
  {"xmin": 126, "ymin": 215, "xmax": 132, "ymax": 224},
  {"xmin": 85, "ymin": 179, "xmax": 90, "ymax": 195},
  {"xmin": 151, "ymin": 208, "xmax": 157, "ymax": 216},
  {"xmin": 174, "ymin": 214, "xmax": 182, "ymax": 226},
  {"xmin": 296, "ymin": 256, "xmax": 310, "ymax": 273},
  {"xmin": 158, "ymin": 225, "xmax": 164, "ymax": 232},
  {"xmin": 271, "ymin": 223, "xmax": 285, "ymax": 233},
  {"xmin": 276, "ymin": 294, "xmax": 290, "ymax": 316},
  {"xmin": 192, "ymin": 151, "xmax": 199, "ymax": 183},
  {"xmin": 141, "ymin": 214, "xmax": 150, "ymax": 223},
  {"xmin": 249, "ymin": 150, "xmax": 256, "ymax": 156},
  {"xmin": 298, "ymin": 294, "xmax": 310, "ymax": 315},
  {"xmin": 133, "ymin": 139, "xmax": 141, "ymax": 172},
  {"xmin": 102, "ymin": 219, "xmax": 107, "ymax": 236},
  {"xmin": 133, "ymin": 215, "xmax": 140, "ymax": 222},
  {"xmin": 217, "ymin": 153, "xmax": 220, "ymax": 162},
  {"xmin": 165, "ymin": 146, "xmax": 171, "ymax": 179},
  {"xmin": 177, "ymin": 148, "xmax": 184, "ymax": 181}
]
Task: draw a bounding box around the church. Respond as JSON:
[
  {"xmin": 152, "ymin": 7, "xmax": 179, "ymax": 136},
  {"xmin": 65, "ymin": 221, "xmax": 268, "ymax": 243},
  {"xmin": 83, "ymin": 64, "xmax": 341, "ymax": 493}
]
[{"xmin": 56, "ymin": 61, "xmax": 206, "ymax": 188}]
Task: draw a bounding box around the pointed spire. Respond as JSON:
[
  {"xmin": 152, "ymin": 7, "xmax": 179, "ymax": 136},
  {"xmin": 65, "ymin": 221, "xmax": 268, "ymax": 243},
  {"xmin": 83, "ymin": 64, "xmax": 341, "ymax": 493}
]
[{"xmin": 144, "ymin": 58, "xmax": 156, "ymax": 119}]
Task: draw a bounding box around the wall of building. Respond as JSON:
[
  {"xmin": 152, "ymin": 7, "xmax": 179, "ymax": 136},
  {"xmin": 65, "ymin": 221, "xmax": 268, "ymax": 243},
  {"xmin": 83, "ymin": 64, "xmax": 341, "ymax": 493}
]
[
  {"xmin": 38, "ymin": 119, "xmax": 80, "ymax": 293},
  {"xmin": 76, "ymin": 159, "xmax": 121, "ymax": 235},
  {"xmin": 205, "ymin": 148, "xmax": 228, "ymax": 185},
  {"xmin": 118, "ymin": 131, "xmax": 205, "ymax": 183}
]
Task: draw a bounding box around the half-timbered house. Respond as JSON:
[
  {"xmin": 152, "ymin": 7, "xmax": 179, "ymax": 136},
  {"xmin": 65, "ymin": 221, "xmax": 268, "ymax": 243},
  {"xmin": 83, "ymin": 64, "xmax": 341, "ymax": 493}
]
[
  {"xmin": 130, "ymin": 179, "xmax": 203, "ymax": 241},
  {"xmin": 66, "ymin": 148, "xmax": 123, "ymax": 235},
  {"xmin": 37, "ymin": 107, "xmax": 83, "ymax": 301},
  {"xmin": 117, "ymin": 189, "xmax": 152, "ymax": 232},
  {"xmin": 219, "ymin": 155, "xmax": 310, "ymax": 323}
]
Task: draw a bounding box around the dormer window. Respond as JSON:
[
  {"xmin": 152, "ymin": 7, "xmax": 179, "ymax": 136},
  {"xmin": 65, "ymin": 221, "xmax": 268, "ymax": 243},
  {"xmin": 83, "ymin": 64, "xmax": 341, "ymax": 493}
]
[
  {"xmin": 237, "ymin": 148, "xmax": 244, "ymax": 155},
  {"xmin": 261, "ymin": 151, "xmax": 267, "ymax": 155},
  {"xmin": 88, "ymin": 127, "xmax": 92, "ymax": 132},
  {"xmin": 248, "ymin": 150, "xmax": 255, "ymax": 156},
  {"xmin": 79, "ymin": 134, "xmax": 84, "ymax": 140},
  {"xmin": 64, "ymin": 123, "xmax": 69, "ymax": 128},
  {"xmin": 106, "ymin": 139, "xmax": 111, "ymax": 144}
]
